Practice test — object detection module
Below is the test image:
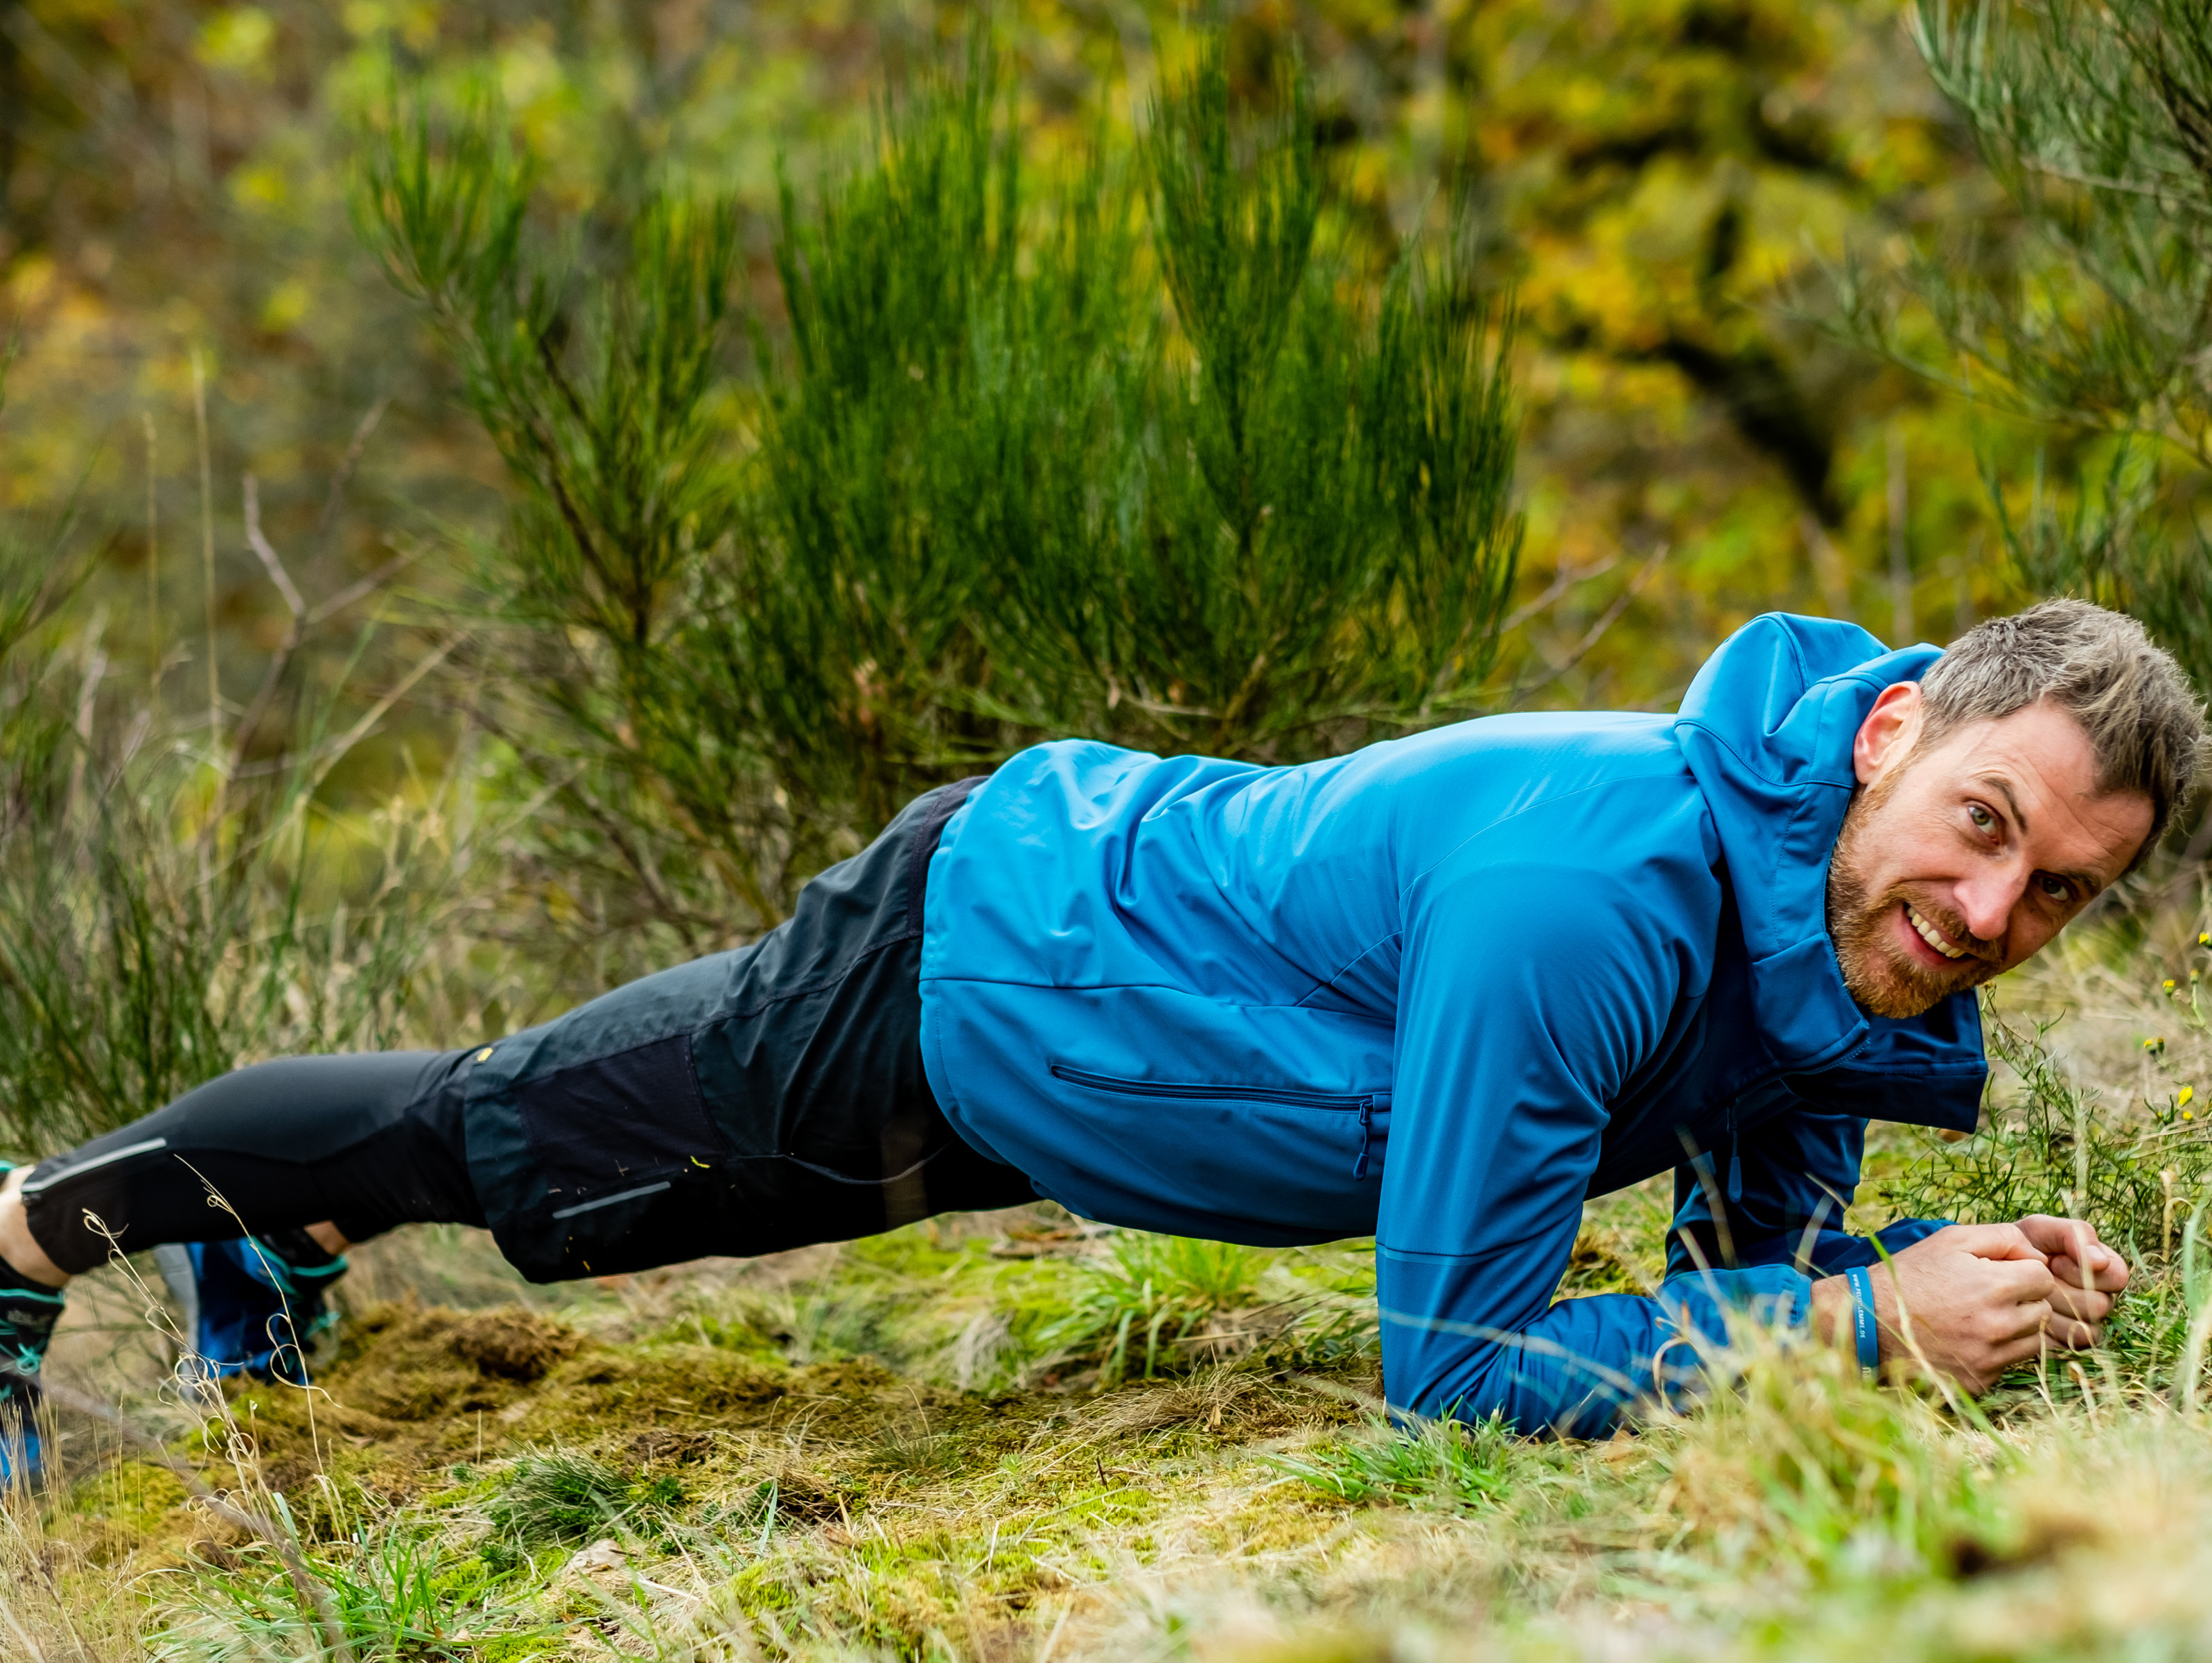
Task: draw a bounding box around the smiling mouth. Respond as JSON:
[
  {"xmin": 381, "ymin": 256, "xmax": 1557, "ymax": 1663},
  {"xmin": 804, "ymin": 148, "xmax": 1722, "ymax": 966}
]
[{"xmin": 1904, "ymin": 902, "xmax": 1970, "ymax": 960}]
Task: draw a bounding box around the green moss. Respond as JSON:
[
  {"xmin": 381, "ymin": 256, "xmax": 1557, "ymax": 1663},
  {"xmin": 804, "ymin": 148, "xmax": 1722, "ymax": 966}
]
[
  {"xmin": 721, "ymin": 1559, "xmax": 802, "ymax": 1617},
  {"xmin": 428, "ymin": 1554, "xmax": 498, "ymax": 1602},
  {"xmin": 58, "ymin": 1458, "xmax": 196, "ymax": 1560},
  {"xmin": 48, "ymin": 1185, "xmax": 2212, "ymax": 1663},
  {"xmin": 418, "ymin": 1474, "xmax": 502, "ymax": 1510},
  {"xmin": 473, "ymin": 1635, "xmax": 563, "ymax": 1663}
]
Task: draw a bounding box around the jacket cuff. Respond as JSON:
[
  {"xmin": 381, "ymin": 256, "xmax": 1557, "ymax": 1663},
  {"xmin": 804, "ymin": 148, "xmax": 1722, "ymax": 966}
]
[
  {"xmin": 1656, "ymin": 1262, "xmax": 1814, "ymax": 1341},
  {"xmin": 1825, "ymin": 1216, "xmax": 1949, "ymax": 1272}
]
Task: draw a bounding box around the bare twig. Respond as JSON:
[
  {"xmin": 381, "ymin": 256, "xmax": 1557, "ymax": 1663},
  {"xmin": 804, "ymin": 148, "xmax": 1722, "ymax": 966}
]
[
  {"xmin": 314, "ymin": 396, "xmax": 391, "ymax": 552},
  {"xmin": 307, "ymin": 549, "xmax": 416, "ymax": 628},
  {"xmin": 62, "ymin": 612, "xmax": 107, "ymax": 820},
  {"xmin": 233, "ymin": 479, "xmax": 425, "ymax": 778},
  {"xmin": 304, "ymin": 633, "xmax": 466, "ymax": 799},
  {"xmin": 243, "ymin": 475, "xmax": 308, "ymax": 622},
  {"xmin": 1507, "ymin": 543, "xmax": 1670, "ymax": 708},
  {"xmin": 1497, "ymin": 553, "xmax": 1622, "ymax": 637},
  {"xmin": 231, "ymin": 475, "xmax": 308, "ymax": 778}
]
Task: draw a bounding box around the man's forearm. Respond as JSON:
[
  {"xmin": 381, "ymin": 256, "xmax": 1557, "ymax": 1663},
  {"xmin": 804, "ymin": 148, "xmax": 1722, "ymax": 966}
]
[
  {"xmin": 1385, "ymin": 1264, "xmax": 1816, "ymax": 1436},
  {"xmin": 1806, "ymin": 1272, "xmax": 1857, "ymax": 1355}
]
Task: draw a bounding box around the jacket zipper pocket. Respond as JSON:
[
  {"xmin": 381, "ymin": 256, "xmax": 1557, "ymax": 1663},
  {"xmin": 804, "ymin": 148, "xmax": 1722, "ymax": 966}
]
[{"xmin": 1048, "ymin": 1065, "xmax": 1385, "ymax": 1179}]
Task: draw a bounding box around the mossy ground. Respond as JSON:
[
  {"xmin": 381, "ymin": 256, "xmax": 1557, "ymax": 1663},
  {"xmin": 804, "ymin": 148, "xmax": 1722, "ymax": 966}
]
[
  {"xmin": 14, "ymin": 921, "xmax": 2212, "ymax": 1660},
  {"xmin": 19, "ymin": 1191, "xmax": 2212, "ymax": 1663},
  {"xmin": 23, "ymin": 1205, "xmax": 1404, "ymax": 1660}
]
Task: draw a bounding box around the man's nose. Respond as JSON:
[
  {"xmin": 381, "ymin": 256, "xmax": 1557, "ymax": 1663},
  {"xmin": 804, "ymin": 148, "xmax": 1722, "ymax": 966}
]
[{"xmin": 1954, "ymin": 865, "xmax": 2026, "ymax": 944}]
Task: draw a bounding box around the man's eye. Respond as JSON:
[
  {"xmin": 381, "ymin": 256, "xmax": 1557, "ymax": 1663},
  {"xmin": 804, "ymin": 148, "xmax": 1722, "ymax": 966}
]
[
  {"xmin": 1967, "ymin": 803, "xmax": 1995, "ymax": 832},
  {"xmin": 2039, "ymin": 874, "xmax": 2073, "ymax": 902}
]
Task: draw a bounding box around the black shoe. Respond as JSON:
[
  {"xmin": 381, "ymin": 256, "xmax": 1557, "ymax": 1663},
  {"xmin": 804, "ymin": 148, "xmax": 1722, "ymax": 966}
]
[{"xmin": 0, "ymin": 1233, "xmax": 67, "ymax": 1483}]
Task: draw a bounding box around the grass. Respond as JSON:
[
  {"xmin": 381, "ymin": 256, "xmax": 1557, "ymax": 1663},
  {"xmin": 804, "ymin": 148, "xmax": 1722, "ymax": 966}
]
[
  {"xmin": 34, "ymin": 1289, "xmax": 2212, "ymax": 1663},
  {"xmin": 2, "ymin": 900, "xmax": 2208, "ymax": 1662}
]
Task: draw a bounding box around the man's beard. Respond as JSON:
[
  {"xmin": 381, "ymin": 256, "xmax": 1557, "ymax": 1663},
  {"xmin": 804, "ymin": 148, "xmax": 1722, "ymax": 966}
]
[{"xmin": 1825, "ymin": 775, "xmax": 2000, "ymax": 1019}]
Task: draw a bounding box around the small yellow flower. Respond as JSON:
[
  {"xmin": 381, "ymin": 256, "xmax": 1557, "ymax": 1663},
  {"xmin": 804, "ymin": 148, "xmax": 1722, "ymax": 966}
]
[
  {"xmin": 2167, "ymin": 979, "xmax": 2179, "ymax": 991},
  {"xmin": 2200, "ymin": 932, "xmax": 2211, "ymax": 947},
  {"xmin": 2148, "ymin": 1037, "xmax": 2169, "ymax": 1053},
  {"xmin": 2187, "ymin": 1111, "xmax": 2196, "ymax": 1123},
  {"xmin": 2185, "ymin": 1086, "xmax": 2197, "ymax": 1109}
]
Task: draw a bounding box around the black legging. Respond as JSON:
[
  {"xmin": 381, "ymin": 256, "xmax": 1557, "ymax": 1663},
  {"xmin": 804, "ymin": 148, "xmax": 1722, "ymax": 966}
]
[
  {"xmin": 17, "ymin": 777, "xmax": 1036, "ymax": 1283},
  {"xmin": 20, "ymin": 1050, "xmax": 483, "ymax": 1276}
]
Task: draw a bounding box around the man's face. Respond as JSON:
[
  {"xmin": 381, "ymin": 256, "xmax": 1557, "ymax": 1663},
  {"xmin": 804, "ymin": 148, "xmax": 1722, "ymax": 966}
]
[{"xmin": 1826, "ymin": 685, "xmax": 2154, "ymax": 1019}]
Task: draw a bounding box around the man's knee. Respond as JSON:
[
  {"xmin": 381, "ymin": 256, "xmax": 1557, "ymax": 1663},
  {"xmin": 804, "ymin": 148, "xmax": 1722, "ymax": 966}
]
[{"xmin": 172, "ymin": 1052, "xmax": 442, "ymax": 1158}]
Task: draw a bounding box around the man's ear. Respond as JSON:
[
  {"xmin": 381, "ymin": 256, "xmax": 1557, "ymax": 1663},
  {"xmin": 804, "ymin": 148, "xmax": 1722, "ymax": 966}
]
[{"xmin": 1853, "ymin": 683, "xmax": 1924, "ymax": 786}]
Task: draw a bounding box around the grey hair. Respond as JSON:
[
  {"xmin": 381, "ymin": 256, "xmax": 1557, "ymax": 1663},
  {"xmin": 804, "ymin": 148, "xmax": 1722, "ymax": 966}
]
[{"xmin": 1917, "ymin": 598, "xmax": 2209, "ymax": 868}]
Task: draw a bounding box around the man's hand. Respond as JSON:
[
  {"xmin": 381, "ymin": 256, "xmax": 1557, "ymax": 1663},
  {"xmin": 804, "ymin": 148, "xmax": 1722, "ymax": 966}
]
[
  {"xmin": 2013, "ymin": 1213, "xmax": 2128, "ymax": 1346},
  {"xmin": 1810, "ymin": 1222, "xmax": 2064, "ymax": 1393}
]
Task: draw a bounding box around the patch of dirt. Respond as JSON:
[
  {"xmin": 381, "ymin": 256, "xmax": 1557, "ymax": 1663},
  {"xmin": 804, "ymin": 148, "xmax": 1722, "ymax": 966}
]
[
  {"xmin": 202, "ymin": 1303, "xmax": 893, "ymax": 1504},
  {"xmin": 448, "ymin": 1308, "xmax": 581, "ymax": 1380},
  {"xmin": 308, "ymin": 1302, "xmax": 582, "ymax": 1421},
  {"xmin": 1556, "ymin": 1228, "xmax": 1651, "ymax": 1297},
  {"xmin": 1078, "ymin": 1366, "xmax": 1323, "ymax": 1441},
  {"xmin": 766, "ymin": 1467, "xmax": 856, "ymax": 1525},
  {"xmin": 626, "ymin": 1428, "xmax": 714, "ymax": 1467}
]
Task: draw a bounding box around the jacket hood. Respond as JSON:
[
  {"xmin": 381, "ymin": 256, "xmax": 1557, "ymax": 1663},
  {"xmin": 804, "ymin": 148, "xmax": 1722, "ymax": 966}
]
[{"xmin": 1673, "ymin": 614, "xmax": 1986, "ymax": 1130}]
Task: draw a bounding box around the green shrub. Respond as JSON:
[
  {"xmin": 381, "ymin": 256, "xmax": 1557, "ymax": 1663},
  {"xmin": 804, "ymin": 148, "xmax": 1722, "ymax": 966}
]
[
  {"xmin": 1882, "ymin": 998, "xmax": 2212, "ymax": 1270},
  {"xmin": 353, "ymin": 38, "xmax": 1524, "ymax": 941},
  {"xmin": 1847, "ymin": 0, "xmax": 2212, "ymax": 707},
  {"xmin": 1030, "ymin": 1234, "xmax": 1270, "ymax": 1386}
]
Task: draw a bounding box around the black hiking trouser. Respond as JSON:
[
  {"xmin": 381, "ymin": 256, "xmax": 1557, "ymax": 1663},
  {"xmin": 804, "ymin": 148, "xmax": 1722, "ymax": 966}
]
[{"xmin": 20, "ymin": 777, "xmax": 1036, "ymax": 1280}]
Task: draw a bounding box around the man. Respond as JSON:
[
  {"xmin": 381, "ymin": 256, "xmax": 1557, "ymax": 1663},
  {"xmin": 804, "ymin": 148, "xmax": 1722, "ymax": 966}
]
[{"xmin": 0, "ymin": 600, "xmax": 2199, "ymax": 1445}]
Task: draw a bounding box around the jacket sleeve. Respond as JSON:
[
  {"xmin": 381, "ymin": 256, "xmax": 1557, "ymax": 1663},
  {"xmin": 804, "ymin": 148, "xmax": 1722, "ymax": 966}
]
[
  {"xmin": 1665, "ymin": 1103, "xmax": 1949, "ymax": 1280},
  {"xmin": 1378, "ymin": 827, "xmax": 1815, "ymax": 1438}
]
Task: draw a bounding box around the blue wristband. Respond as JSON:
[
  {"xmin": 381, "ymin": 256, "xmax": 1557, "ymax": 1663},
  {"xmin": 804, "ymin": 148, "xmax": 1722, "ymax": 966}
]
[{"xmin": 1845, "ymin": 1264, "xmax": 1879, "ymax": 1374}]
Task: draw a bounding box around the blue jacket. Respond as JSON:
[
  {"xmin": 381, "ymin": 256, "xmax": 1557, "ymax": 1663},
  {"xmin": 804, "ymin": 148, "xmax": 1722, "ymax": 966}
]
[{"xmin": 918, "ymin": 615, "xmax": 1985, "ymax": 1434}]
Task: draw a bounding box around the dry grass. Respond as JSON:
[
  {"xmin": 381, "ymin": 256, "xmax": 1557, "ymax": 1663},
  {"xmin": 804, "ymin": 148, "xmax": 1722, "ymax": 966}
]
[{"xmin": 6, "ymin": 888, "xmax": 2212, "ymax": 1661}]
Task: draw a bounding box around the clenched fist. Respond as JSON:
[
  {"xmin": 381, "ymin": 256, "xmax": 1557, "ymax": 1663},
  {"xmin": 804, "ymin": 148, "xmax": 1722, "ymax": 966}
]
[{"xmin": 1809, "ymin": 1216, "xmax": 2129, "ymax": 1393}]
